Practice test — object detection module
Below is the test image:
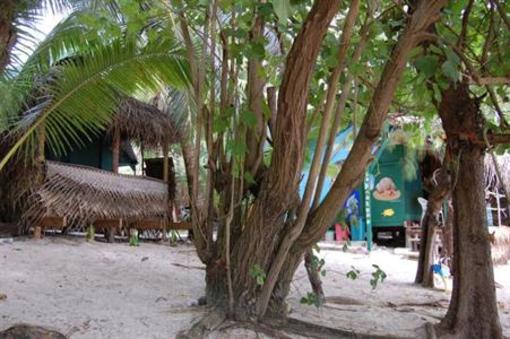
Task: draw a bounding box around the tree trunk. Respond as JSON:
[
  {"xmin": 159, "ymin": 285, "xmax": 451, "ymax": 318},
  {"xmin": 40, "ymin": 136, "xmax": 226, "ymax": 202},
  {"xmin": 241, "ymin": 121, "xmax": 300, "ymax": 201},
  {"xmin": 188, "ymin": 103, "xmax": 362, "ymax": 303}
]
[
  {"xmin": 442, "ymin": 202, "xmax": 454, "ymax": 272},
  {"xmin": 304, "ymin": 249, "xmax": 325, "ymax": 301},
  {"xmin": 191, "ymin": 0, "xmax": 448, "ymax": 324},
  {"xmin": 0, "ymin": 0, "xmax": 16, "ymax": 73},
  {"xmin": 436, "ymin": 84, "xmax": 502, "ymax": 338},
  {"xmin": 301, "ymin": 0, "xmax": 360, "ymax": 300},
  {"xmin": 415, "ymin": 168, "xmax": 451, "ymax": 286},
  {"xmin": 264, "ymin": 0, "xmax": 448, "ymax": 320},
  {"xmin": 228, "ymin": 0, "xmax": 342, "ymax": 319}
]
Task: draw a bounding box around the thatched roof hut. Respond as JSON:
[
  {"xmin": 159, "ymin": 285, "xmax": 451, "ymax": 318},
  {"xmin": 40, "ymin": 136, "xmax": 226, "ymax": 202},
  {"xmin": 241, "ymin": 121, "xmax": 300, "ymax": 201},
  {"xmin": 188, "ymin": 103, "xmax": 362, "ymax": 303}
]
[
  {"xmin": 111, "ymin": 97, "xmax": 182, "ymax": 149},
  {"xmin": 9, "ymin": 96, "xmax": 182, "ymax": 233},
  {"xmin": 24, "ymin": 161, "xmax": 169, "ymax": 226}
]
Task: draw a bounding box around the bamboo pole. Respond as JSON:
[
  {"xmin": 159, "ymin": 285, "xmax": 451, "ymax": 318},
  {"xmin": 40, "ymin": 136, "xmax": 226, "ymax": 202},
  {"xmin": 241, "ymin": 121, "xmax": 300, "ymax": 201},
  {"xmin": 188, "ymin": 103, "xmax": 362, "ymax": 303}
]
[{"xmin": 112, "ymin": 128, "xmax": 120, "ymax": 173}]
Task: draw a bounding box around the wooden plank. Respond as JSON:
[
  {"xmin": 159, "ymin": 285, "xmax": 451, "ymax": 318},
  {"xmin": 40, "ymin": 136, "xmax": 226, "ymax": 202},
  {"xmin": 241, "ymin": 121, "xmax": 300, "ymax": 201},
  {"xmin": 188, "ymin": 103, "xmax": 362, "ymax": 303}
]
[
  {"xmin": 131, "ymin": 219, "xmax": 192, "ymax": 230},
  {"xmin": 169, "ymin": 221, "xmax": 192, "ymax": 230},
  {"xmin": 40, "ymin": 216, "xmax": 66, "ymax": 228},
  {"xmin": 132, "ymin": 218, "xmax": 163, "ymax": 230}
]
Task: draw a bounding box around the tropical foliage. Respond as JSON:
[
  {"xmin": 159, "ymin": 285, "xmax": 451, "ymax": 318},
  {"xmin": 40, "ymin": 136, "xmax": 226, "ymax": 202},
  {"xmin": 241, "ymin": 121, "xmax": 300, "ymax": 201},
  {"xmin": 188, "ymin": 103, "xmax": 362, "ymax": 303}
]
[
  {"xmin": 1, "ymin": 0, "xmax": 510, "ymax": 337},
  {"xmin": 0, "ymin": 0, "xmax": 190, "ymax": 168}
]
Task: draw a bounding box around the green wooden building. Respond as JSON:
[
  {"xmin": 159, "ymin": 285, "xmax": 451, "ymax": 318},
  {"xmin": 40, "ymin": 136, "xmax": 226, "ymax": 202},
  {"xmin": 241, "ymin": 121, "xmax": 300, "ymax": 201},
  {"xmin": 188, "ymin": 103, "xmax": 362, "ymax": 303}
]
[{"xmin": 361, "ymin": 143, "xmax": 423, "ymax": 249}]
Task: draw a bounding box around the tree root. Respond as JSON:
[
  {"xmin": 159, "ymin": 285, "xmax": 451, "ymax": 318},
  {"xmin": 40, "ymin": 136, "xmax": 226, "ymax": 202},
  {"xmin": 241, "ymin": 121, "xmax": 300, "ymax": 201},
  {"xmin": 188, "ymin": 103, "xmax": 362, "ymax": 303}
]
[
  {"xmin": 176, "ymin": 310, "xmax": 410, "ymax": 339},
  {"xmin": 282, "ymin": 318, "xmax": 401, "ymax": 339},
  {"xmin": 171, "ymin": 262, "xmax": 205, "ymax": 270},
  {"xmin": 175, "ymin": 310, "xmax": 226, "ymax": 339}
]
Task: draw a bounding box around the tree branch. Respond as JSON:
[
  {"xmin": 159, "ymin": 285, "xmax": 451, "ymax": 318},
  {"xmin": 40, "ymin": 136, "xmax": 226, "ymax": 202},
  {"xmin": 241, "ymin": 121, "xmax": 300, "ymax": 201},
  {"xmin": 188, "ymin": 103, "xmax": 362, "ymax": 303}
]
[
  {"xmin": 230, "ymin": 0, "xmax": 343, "ymax": 317},
  {"xmin": 298, "ymin": 0, "xmax": 449, "ymax": 248},
  {"xmin": 491, "ymin": 0, "xmax": 510, "ymax": 31}
]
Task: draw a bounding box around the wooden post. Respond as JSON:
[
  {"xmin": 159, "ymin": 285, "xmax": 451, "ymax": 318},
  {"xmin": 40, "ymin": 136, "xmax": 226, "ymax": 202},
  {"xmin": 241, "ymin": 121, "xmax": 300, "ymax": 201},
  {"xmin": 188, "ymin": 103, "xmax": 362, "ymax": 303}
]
[
  {"xmin": 364, "ymin": 174, "xmax": 373, "ymax": 251},
  {"xmin": 162, "ymin": 140, "xmax": 169, "ymax": 241},
  {"xmin": 33, "ymin": 226, "xmax": 42, "ymax": 239},
  {"xmin": 163, "ymin": 142, "xmax": 169, "ymax": 184},
  {"xmin": 112, "ymin": 127, "xmax": 120, "ymax": 173},
  {"xmin": 140, "ymin": 142, "xmax": 145, "ymax": 176}
]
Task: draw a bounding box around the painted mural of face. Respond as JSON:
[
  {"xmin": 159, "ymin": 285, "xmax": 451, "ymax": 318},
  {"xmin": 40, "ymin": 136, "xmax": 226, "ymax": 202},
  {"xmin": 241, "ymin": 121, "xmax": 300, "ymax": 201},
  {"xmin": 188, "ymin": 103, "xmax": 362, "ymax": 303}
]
[{"xmin": 373, "ymin": 177, "xmax": 401, "ymax": 201}]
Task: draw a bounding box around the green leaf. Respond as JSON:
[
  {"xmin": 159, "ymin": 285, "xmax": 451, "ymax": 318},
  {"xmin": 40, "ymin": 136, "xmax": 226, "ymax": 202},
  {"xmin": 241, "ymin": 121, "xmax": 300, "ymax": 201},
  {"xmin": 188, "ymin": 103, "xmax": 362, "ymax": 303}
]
[
  {"xmin": 231, "ymin": 141, "xmax": 247, "ymax": 157},
  {"xmin": 441, "ymin": 60, "xmax": 459, "ymax": 82},
  {"xmin": 244, "ymin": 171, "xmax": 256, "ymax": 185},
  {"xmin": 246, "ymin": 41, "xmax": 266, "ymax": 61},
  {"xmin": 258, "ymin": 3, "xmax": 274, "ymax": 18},
  {"xmin": 249, "ymin": 264, "xmax": 267, "ymax": 286},
  {"xmin": 213, "ymin": 115, "xmax": 230, "ymax": 133},
  {"xmin": 241, "ymin": 110, "xmax": 258, "ymax": 127},
  {"xmin": 273, "ymin": 0, "xmax": 292, "ymax": 25},
  {"xmin": 346, "ymin": 270, "xmax": 358, "ymax": 280},
  {"xmin": 441, "ymin": 48, "xmax": 461, "ymax": 82},
  {"xmin": 415, "ymin": 55, "xmax": 438, "ymax": 79}
]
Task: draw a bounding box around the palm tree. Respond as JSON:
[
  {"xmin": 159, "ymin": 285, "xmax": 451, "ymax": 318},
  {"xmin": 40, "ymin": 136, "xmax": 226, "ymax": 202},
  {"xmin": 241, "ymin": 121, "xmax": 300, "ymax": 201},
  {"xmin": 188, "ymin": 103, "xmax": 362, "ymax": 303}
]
[
  {"xmin": 0, "ymin": 1, "xmax": 190, "ymax": 171},
  {"xmin": 0, "ymin": 0, "xmax": 123, "ymax": 73}
]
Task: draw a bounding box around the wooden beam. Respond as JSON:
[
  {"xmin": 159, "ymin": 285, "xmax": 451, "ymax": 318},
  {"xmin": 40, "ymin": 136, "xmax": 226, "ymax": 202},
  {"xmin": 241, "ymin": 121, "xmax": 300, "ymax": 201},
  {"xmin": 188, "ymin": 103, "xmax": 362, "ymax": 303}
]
[
  {"xmin": 489, "ymin": 133, "xmax": 510, "ymax": 145},
  {"xmin": 112, "ymin": 128, "xmax": 120, "ymax": 173},
  {"xmin": 131, "ymin": 219, "xmax": 192, "ymax": 231},
  {"xmin": 40, "ymin": 216, "xmax": 66, "ymax": 228}
]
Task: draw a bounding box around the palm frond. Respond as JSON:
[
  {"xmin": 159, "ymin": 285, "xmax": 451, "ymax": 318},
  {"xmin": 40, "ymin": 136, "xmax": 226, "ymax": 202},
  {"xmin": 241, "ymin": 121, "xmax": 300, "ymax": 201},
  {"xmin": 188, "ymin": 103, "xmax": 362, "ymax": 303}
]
[
  {"xmin": 2, "ymin": 0, "xmax": 127, "ymax": 75},
  {"xmin": 0, "ymin": 34, "xmax": 190, "ymax": 171}
]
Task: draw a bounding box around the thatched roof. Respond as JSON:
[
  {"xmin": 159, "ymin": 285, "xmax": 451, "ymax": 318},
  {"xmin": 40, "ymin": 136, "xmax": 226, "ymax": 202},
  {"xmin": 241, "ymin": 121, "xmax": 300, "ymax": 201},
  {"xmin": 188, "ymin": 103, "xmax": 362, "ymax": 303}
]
[
  {"xmin": 111, "ymin": 97, "xmax": 182, "ymax": 149},
  {"xmin": 23, "ymin": 161, "xmax": 170, "ymax": 226}
]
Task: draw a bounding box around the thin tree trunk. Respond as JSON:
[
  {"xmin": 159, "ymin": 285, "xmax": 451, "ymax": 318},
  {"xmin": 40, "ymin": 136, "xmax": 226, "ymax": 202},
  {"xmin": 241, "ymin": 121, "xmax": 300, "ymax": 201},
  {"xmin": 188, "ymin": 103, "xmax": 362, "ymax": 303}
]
[
  {"xmin": 229, "ymin": 0, "xmax": 342, "ymax": 319},
  {"xmin": 0, "ymin": 0, "xmax": 16, "ymax": 73},
  {"xmin": 302, "ymin": 14, "xmax": 372, "ymax": 297},
  {"xmin": 415, "ymin": 168, "xmax": 451, "ymax": 286},
  {"xmin": 304, "ymin": 249, "xmax": 324, "ymax": 301},
  {"xmin": 421, "ymin": 218, "xmax": 438, "ymax": 288},
  {"xmin": 437, "ymin": 83, "xmax": 502, "ymax": 338},
  {"xmin": 177, "ymin": 4, "xmax": 211, "ymax": 264},
  {"xmin": 245, "ymin": 1, "xmax": 266, "ymax": 176},
  {"xmin": 300, "ymin": 0, "xmax": 360, "ymax": 305},
  {"xmin": 111, "ymin": 127, "xmax": 120, "ymax": 173}
]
